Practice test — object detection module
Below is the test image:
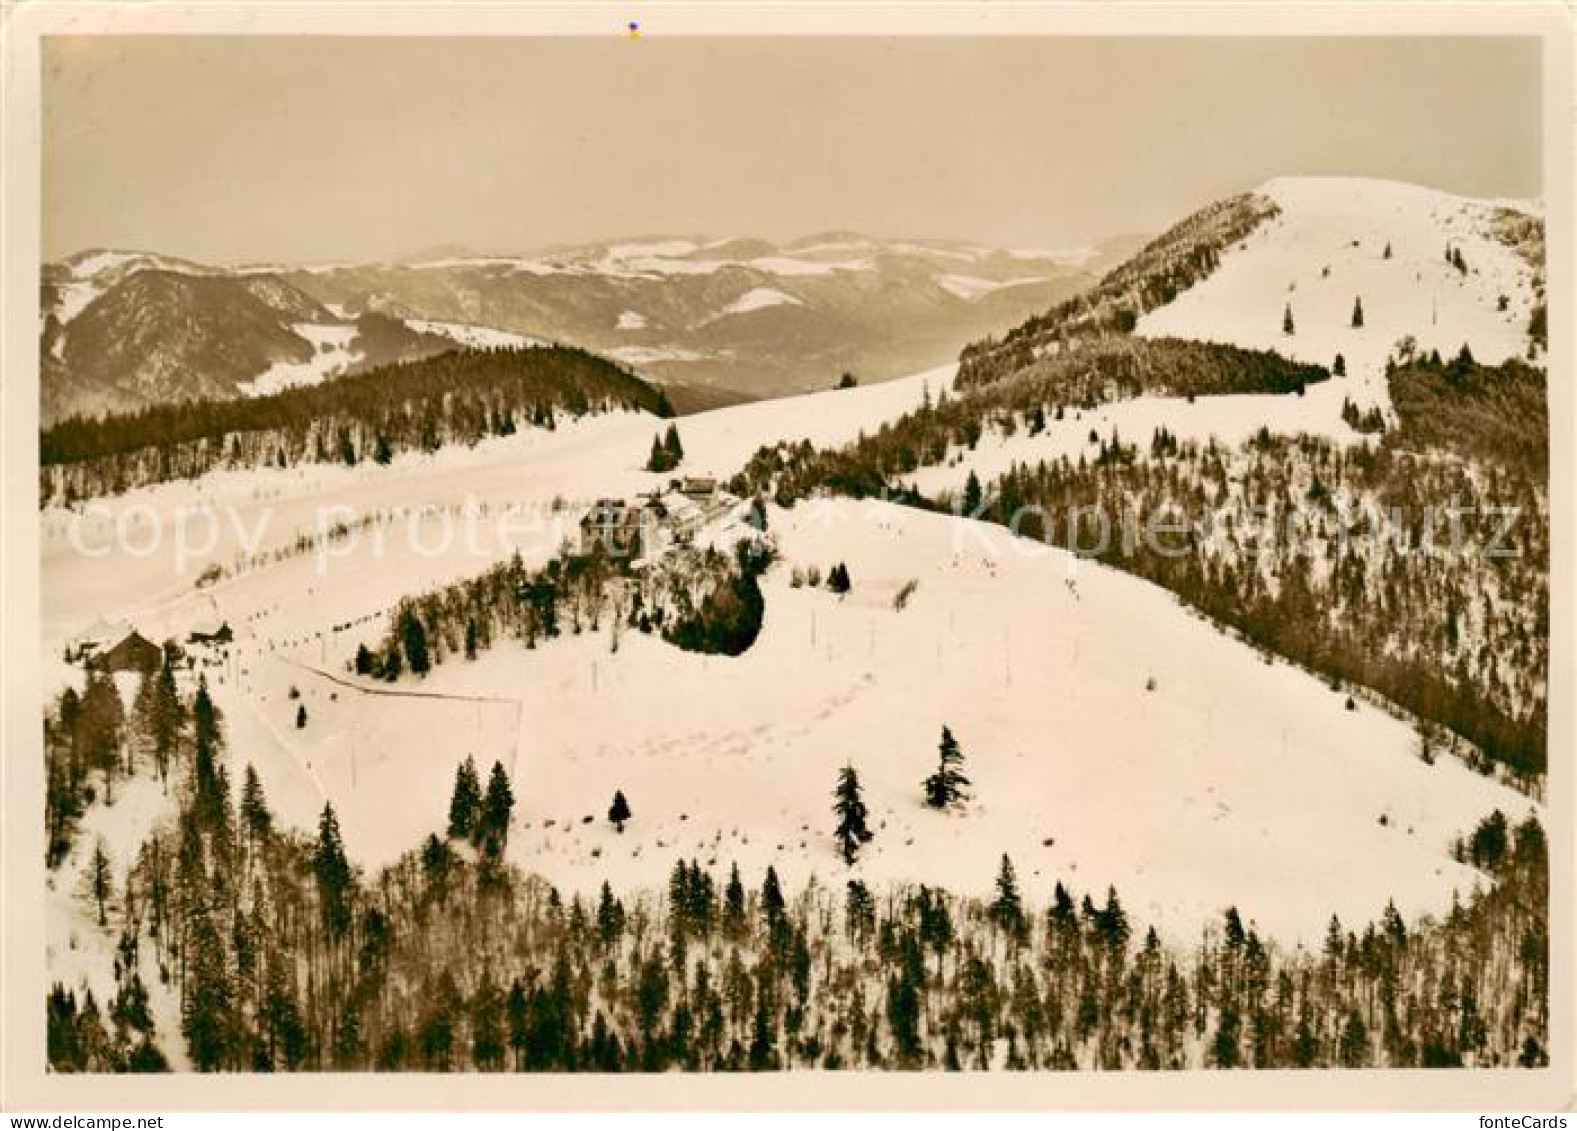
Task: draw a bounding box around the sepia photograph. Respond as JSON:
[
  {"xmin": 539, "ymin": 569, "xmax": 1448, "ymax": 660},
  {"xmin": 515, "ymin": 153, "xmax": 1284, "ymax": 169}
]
[{"xmin": 1, "ymin": 3, "xmax": 1571, "ymax": 1116}]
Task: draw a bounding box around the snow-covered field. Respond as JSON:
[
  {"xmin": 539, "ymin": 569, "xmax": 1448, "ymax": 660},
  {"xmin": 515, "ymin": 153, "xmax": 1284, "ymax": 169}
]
[{"xmin": 41, "ymin": 178, "xmax": 1542, "ymax": 978}]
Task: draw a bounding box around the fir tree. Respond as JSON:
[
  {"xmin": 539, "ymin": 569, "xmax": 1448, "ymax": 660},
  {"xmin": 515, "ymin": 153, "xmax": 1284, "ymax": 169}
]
[
  {"xmin": 479, "ymin": 761, "xmax": 515, "ymax": 856},
  {"xmin": 989, "ymin": 853, "xmax": 1026, "ymax": 940},
  {"xmin": 240, "ymin": 764, "xmax": 273, "ymax": 844},
  {"xmin": 313, "ymin": 803, "xmax": 353, "ymax": 940},
  {"xmin": 399, "ymin": 607, "xmax": 430, "ymax": 676},
  {"xmin": 831, "ymin": 764, "xmax": 874, "ymax": 865},
  {"xmin": 962, "ymin": 470, "xmax": 983, "ymax": 515},
  {"xmin": 1332, "ymin": 353, "xmax": 1346, "ymax": 377},
  {"xmin": 295, "ymin": 704, "xmax": 307, "ymax": 729},
  {"xmin": 722, "ymin": 863, "xmax": 747, "ymax": 939},
  {"xmin": 922, "ymin": 724, "xmax": 972, "ymax": 810},
  {"xmin": 596, "ymin": 881, "xmax": 626, "ymax": 947},
  {"xmin": 1351, "ymin": 296, "xmax": 1365, "ymax": 328},
  {"xmin": 1282, "ymin": 303, "xmax": 1295, "ymax": 335},
  {"xmin": 845, "ymin": 879, "xmax": 876, "ymax": 942},
  {"xmin": 447, "ymin": 756, "xmax": 482, "ymax": 841},
  {"xmin": 89, "ymin": 839, "xmax": 112, "ymax": 926},
  {"xmin": 646, "ymin": 435, "xmax": 669, "ymax": 473},
  {"xmin": 608, "ymin": 789, "xmax": 632, "ymax": 833}
]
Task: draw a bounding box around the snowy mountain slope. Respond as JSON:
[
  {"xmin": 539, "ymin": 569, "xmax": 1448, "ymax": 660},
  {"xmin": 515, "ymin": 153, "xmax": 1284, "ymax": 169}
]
[
  {"xmin": 38, "ymin": 364, "xmax": 957, "ymax": 653},
  {"xmin": 911, "ymin": 177, "xmax": 1543, "ymax": 495},
  {"xmin": 1136, "ymin": 177, "xmax": 1540, "ymax": 415},
  {"xmin": 197, "ymin": 500, "xmax": 1533, "ymax": 946},
  {"xmin": 39, "ymin": 265, "xmax": 457, "ymax": 423},
  {"xmin": 40, "ymin": 350, "xmax": 1531, "ymax": 948},
  {"xmin": 41, "ymin": 233, "xmax": 1140, "ymax": 418}
]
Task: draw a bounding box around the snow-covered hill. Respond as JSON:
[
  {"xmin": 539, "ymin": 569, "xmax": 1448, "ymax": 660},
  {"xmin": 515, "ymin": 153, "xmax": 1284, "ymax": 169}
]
[
  {"xmin": 911, "ymin": 176, "xmax": 1543, "ymax": 496},
  {"xmin": 1137, "ymin": 176, "xmax": 1540, "ymax": 413},
  {"xmin": 41, "ymin": 341, "xmax": 1534, "ymax": 950}
]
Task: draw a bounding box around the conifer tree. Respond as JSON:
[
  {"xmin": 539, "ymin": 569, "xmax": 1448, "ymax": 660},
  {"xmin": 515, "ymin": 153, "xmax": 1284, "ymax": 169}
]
[
  {"xmin": 146, "ymin": 652, "xmax": 183, "ymax": 781},
  {"xmin": 845, "ymin": 879, "xmax": 876, "ymax": 942},
  {"xmin": 962, "ymin": 470, "xmax": 983, "ymax": 515},
  {"xmin": 313, "ymin": 802, "xmax": 353, "ymax": 940},
  {"xmin": 399, "ymin": 607, "xmax": 430, "ymax": 676},
  {"xmin": 761, "ymin": 865, "xmax": 786, "ymax": 930},
  {"xmin": 832, "ymin": 764, "xmax": 874, "ymax": 865},
  {"xmin": 479, "ymin": 761, "xmax": 515, "ymax": 856},
  {"xmin": 1351, "ymin": 296, "xmax": 1365, "ymax": 328},
  {"xmin": 922, "ymin": 724, "xmax": 972, "ymax": 810},
  {"xmin": 447, "ymin": 756, "xmax": 482, "ymax": 841},
  {"xmin": 1282, "ymin": 303, "xmax": 1295, "ymax": 335},
  {"xmin": 240, "ymin": 763, "xmax": 273, "ymax": 844},
  {"xmin": 295, "ymin": 704, "xmax": 307, "ymax": 729},
  {"xmin": 608, "ymin": 789, "xmax": 632, "ymax": 833},
  {"xmin": 989, "ymin": 853, "xmax": 1026, "ymax": 940},
  {"xmin": 1332, "ymin": 353, "xmax": 1346, "ymax": 377},
  {"xmin": 89, "ymin": 839, "xmax": 111, "ymax": 926},
  {"xmin": 596, "ymin": 881, "xmax": 626, "ymax": 947},
  {"xmin": 722, "ymin": 863, "xmax": 747, "ymax": 939}
]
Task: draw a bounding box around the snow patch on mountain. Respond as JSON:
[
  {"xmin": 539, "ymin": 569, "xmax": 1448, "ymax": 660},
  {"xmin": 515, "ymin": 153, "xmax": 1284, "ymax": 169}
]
[
  {"xmin": 1009, "ymin": 246, "xmax": 1100, "ymax": 266},
  {"xmin": 238, "ymin": 324, "xmax": 361, "ymax": 396},
  {"xmin": 718, "ymin": 287, "xmax": 803, "ymax": 317},
  {"xmin": 608, "ymin": 344, "xmax": 708, "ymax": 366},
  {"xmin": 937, "ymin": 273, "xmax": 1051, "ymax": 301},
  {"xmin": 404, "ymin": 319, "xmax": 546, "ymax": 350}
]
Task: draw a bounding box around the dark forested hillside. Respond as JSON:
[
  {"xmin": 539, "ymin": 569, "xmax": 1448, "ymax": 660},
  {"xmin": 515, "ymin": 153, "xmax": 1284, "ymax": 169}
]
[
  {"xmin": 40, "ymin": 346, "xmax": 672, "ymax": 502},
  {"xmin": 956, "ymin": 193, "xmax": 1280, "ymax": 388},
  {"xmin": 44, "ymin": 671, "xmax": 1549, "ymax": 1073}
]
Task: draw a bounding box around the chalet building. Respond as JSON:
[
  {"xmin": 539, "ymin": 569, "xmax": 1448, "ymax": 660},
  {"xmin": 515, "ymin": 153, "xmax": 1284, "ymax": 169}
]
[
  {"xmin": 679, "ymin": 475, "xmax": 718, "ymax": 501},
  {"xmin": 580, "ymin": 498, "xmax": 661, "ymax": 558},
  {"xmin": 188, "ymin": 619, "xmax": 234, "ymax": 647},
  {"xmin": 66, "ymin": 616, "xmax": 125, "ymax": 662},
  {"xmin": 93, "ymin": 630, "xmax": 162, "ymax": 674}
]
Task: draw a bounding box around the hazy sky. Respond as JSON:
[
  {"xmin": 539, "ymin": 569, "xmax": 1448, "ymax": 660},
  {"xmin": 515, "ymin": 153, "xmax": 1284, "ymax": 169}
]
[{"xmin": 43, "ymin": 36, "xmax": 1542, "ymax": 265}]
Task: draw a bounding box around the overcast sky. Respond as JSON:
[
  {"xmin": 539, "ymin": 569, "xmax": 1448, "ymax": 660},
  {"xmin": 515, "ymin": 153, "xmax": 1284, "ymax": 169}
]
[{"xmin": 43, "ymin": 36, "xmax": 1542, "ymax": 265}]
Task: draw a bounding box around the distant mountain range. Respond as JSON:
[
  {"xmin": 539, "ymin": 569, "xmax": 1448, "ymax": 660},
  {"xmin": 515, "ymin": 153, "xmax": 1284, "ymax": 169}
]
[{"xmin": 38, "ymin": 233, "xmax": 1142, "ymax": 423}]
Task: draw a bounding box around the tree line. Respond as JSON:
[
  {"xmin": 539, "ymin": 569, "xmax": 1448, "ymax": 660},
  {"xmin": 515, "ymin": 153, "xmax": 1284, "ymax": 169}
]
[
  {"xmin": 41, "ymin": 346, "xmax": 673, "ymax": 503},
  {"xmin": 957, "ymin": 193, "xmax": 1281, "ymax": 387}
]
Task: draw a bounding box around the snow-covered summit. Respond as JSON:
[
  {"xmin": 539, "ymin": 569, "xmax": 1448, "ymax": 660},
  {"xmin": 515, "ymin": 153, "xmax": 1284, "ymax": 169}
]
[{"xmin": 1137, "ymin": 176, "xmax": 1542, "ymax": 416}]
